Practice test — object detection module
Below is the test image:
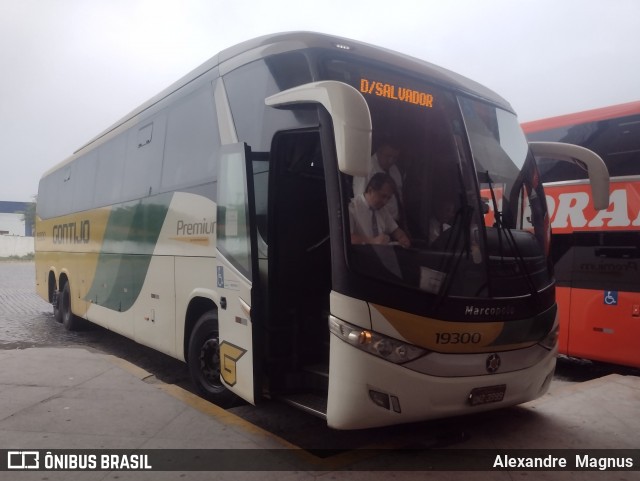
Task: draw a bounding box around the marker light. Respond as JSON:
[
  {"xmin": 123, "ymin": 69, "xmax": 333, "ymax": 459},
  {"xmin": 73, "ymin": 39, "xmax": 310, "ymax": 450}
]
[
  {"xmin": 329, "ymin": 316, "xmax": 428, "ymax": 364},
  {"xmin": 368, "ymin": 390, "xmax": 402, "ymax": 413},
  {"xmin": 334, "ymin": 43, "xmax": 352, "ymax": 50},
  {"xmin": 369, "ymin": 390, "xmax": 390, "ymax": 410}
]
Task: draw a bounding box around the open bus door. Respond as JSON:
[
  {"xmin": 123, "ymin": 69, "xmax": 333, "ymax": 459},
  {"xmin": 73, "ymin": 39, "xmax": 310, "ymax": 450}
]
[
  {"xmin": 215, "ymin": 143, "xmax": 261, "ymax": 404},
  {"xmin": 213, "ymin": 81, "xmax": 371, "ymax": 407}
]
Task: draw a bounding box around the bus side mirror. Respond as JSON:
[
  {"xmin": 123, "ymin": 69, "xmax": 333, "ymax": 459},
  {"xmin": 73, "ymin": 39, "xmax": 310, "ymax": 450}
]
[
  {"xmin": 265, "ymin": 81, "xmax": 372, "ymax": 177},
  {"xmin": 529, "ymin": 141, "xmax": 610, "ymax": 210}
]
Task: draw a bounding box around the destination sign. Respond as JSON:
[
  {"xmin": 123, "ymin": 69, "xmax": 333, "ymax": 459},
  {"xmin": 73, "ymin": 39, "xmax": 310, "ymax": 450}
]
[{"xmin": 360, "ymin": 78, "xmax": 434, "ymax": 108}]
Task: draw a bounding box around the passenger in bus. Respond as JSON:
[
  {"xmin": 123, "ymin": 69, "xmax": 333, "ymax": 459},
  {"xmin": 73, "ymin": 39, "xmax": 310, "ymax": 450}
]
[
  {"xmin": 428, "ymin": 202, "xmax": 456, "ymax": 244},
  {"xmin": 352, "ymin": 140, "xmax": 404, "ymax": 224},
  {"xmin": 349, "ymin": 173, "xmax": 411, "ymax": 248}
]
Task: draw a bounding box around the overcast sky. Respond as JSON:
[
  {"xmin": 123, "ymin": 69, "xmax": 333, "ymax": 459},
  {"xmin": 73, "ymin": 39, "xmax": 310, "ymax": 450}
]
[{"xmin": 1, "ymin": 0, "xmax": 638, "ymax": 202}]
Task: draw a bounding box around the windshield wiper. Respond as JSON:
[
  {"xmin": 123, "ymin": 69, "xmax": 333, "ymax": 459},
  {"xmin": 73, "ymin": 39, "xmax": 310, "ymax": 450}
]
[
  {"xmin": 434, "ymin": 199, "xmax": 475, "ymax": 308},
  {"xmin": 485, "ymin": 171, "xmax": 539, "ymax": 300}
]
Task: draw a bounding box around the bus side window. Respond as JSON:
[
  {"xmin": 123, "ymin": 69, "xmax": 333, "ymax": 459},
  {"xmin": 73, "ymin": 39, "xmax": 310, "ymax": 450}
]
[
  {"xmin": 72, "ymin": 151, "xmax": 97, "ymax": 213},
  {"xmin": 122, "ymin": 115, "xmax": 165, "ymax": 200},
  {"xmin": 162, "ymin": 86, "xmax": 220, "ymax": 192},
  {"xmin": 224, "ymin": 53, "xmax": 316, "ymax": 153},
  {"xmin": 95, "ymin": 134, "xmax": 126, "ymax": 207}
]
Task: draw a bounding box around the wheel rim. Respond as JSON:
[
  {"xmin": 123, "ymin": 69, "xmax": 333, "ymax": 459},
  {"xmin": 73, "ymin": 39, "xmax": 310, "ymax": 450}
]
[{"xmin": 199, "ymin": 337, "xmax": 224, "ymax": 391}]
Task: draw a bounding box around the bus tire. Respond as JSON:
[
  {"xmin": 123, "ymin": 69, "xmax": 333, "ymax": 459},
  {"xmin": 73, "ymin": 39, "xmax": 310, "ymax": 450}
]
[
  {"xmin": 60, "ymin": 282, "xmax": 82, "ymax": 331},
  {"xmin": 188, "ymin": 311, "xmax": 239, "ymax": 408},
  {"xmin": 53, "ymin": 288, "xmax": 63, "ymax": 323}
]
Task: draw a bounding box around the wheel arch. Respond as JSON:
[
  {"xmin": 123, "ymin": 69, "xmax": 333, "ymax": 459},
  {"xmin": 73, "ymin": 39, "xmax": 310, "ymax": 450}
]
[
  {"xmin": 183, "ymin": 294, "xmax": 219, "ymax": 362},
  {"xmin": 58, "ymin": 271, "xmax": 70, "ymax": 293}
]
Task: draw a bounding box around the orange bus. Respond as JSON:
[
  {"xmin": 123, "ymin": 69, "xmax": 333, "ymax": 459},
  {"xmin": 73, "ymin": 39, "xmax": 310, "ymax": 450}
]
[{"xmin": 522, "ymin": 101, "xmax": 640, "ymax": 368}]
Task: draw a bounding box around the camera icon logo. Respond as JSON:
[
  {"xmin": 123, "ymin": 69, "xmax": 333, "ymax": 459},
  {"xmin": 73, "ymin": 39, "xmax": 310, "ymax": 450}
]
[{"xmin": 7, "ymin": 451, "xmax": 40, "ymax": 469}]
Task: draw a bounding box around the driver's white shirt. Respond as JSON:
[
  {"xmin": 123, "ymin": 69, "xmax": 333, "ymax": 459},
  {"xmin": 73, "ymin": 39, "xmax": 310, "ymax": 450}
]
[
  {"xmin": 349, "ymin": 194, "xmax": 398, "ymax": 239},
  {"xmin": 352, "ymin": 153, "xmax": 403, "ymax": 221}
]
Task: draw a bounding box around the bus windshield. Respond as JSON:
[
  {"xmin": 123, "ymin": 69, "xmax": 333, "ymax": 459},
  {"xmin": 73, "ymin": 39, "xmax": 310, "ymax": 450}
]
[{"xmin": 322, "ymin": 58, "xmax": 551, "ymax": 299}]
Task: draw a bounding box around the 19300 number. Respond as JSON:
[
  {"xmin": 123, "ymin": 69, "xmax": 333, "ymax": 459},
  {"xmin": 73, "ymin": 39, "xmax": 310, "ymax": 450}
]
[{"xmin": 435, "ymin": 332, "xmax": 482, "ymax": 344}]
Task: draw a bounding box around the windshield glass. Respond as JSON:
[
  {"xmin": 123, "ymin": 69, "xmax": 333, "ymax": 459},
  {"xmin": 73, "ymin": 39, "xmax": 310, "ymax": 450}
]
[
  {"xmin": 322, "ymin": 58, "xmax": 490, "ymax": 298},
  {"xmin": 321, "ymin": 58, "xmax": 552, "ymax": 299},
  {"xmin": 460, "ymin": 97, "xmax": 552, "ymax": 296}
]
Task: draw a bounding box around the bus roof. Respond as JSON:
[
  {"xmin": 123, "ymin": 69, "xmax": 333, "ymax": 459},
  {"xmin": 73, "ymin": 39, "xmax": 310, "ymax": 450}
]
[
  {"xmin": 216, "ymin": 31, "xmax": 512, "ymax": 108},
  {"xmin": 522, "ymin": 100, "xmax": 640, "ymax": 134},
  {"xmin": 72, "ymin": 31, "xmax": 511, "ymax": 156}
]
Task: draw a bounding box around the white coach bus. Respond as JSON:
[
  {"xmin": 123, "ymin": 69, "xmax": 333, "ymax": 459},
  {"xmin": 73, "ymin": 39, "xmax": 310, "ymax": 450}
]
[{"xmin": 35, "ymin": 32, "xmax": 608, "ymax": 429}]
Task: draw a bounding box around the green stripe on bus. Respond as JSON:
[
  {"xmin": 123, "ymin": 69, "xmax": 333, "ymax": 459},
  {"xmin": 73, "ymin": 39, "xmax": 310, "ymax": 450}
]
[{"xmin": 85, "ymin": 193, "xmax": 173, "ymax": 312}]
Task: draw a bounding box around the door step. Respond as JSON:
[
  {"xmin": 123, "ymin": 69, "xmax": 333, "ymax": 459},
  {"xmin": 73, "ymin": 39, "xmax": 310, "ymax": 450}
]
[
  {"xmin": 304, "ymin": 363, "xmax": 328, "ymax": 377},
  {"xmin": 277, "ymin": 392, "xmax": 327, "ymax": 419},
  {"xmin": 301, "ymin": 363, "xmax": 329, "ymax": 392}
]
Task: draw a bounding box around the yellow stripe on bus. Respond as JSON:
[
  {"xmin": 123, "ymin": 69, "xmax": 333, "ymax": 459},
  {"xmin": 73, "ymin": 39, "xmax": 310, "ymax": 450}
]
[{"xmin": 371, "ymin": 304, "xmax": 535, "ymax": 354}]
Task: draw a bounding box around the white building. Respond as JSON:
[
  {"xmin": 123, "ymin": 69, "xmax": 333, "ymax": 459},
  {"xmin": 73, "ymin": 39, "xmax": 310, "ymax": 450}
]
[
  {"xmin": 0, "ymin": 212, "xmax": 26, "ymax": 236},
  {"xmin": 0, "ymin": 201, "xmax": 31, "ymax": 236}
]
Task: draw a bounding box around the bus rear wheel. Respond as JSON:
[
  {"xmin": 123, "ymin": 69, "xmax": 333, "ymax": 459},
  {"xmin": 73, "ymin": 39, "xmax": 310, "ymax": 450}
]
[
  {"xmin": 53, "ymin": 285, "xmax": 63, "ymax": 323},
  {"xmin": 59, "ymin": 282, "xmax": 82, "ymax": 331},
  {"xmin": 188, "ymin": 311, "xmax": 239, "ymax": 408}
]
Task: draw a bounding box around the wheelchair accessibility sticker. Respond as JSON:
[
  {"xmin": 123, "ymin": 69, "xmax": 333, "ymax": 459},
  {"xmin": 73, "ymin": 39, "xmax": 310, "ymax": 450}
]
[{"xmin": 604, "ymin": 291, "xmax": 618, "ymax": 305}]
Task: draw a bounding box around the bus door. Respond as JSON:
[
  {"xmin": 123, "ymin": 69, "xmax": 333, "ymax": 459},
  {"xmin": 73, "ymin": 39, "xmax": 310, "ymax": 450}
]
[
  {"xmin": 265, "ymin": 129, "xmax": 332, "ymax": 398},
  {"xmin": 215, "ymin": 143, "xmax": 262, "ymax": 404}
]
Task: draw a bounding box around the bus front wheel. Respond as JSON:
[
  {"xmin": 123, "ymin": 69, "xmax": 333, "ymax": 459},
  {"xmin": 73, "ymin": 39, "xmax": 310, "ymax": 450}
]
[{"xmin": 188, "ymin": 311, "xmax": 239, "ymax": 408}]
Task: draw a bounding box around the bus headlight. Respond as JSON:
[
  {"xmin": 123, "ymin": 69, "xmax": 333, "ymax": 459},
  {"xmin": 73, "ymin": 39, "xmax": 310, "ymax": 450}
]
[{"xmin": 329, "ymin": 316, "xmax": 428, "ymax": 364}]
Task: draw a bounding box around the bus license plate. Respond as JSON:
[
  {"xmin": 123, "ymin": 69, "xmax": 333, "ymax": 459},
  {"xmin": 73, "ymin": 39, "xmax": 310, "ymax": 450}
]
[{"xmin": 468, "ymin": 384, "xmax": 506, "ymax": 406}]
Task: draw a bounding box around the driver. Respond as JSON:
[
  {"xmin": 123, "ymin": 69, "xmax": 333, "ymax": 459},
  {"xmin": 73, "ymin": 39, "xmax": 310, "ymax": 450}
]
[{"xmin": 349, "ymin": 173, "xmax": 411, "ymax": 248}]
